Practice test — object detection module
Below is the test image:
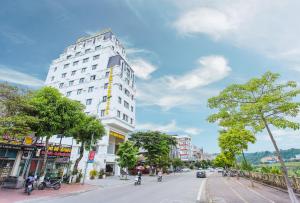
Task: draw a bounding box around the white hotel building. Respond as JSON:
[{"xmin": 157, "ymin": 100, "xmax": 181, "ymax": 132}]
[
  {"xmin": 175, "ymin": 135, "xmax": 193, "ymax": 162},
  {"xmin": 45, "ymin": 29, "xmax": 136, "ymax": 176}
]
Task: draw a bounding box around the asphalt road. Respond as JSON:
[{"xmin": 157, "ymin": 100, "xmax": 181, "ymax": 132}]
[{"xmin": 29, "ymin": 172, "xmax": 205, "ymax": 203}]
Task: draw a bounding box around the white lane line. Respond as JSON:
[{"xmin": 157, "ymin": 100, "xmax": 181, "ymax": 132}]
[
  {"xmin": 196, "ymin": 178, "xmax": 207, "ymax": 202},
  {"xmin": 235, "ymin": 180, "xmax": 275, "ymax": 203},
  {"xmin": 223, "ymin": 179, "xmax": 249, "ymax": 203}
]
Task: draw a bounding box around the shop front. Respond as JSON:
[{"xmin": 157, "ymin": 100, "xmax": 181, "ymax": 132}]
[{"xmin": 28, "ymin": 143, "xmax": 72, "ymax": 178}]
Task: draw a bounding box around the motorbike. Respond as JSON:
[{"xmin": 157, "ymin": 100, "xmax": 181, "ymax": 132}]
[
  {"xmin": 157, "ymin": 176, "xmax": 162, "ymax": 182},
  {"xmin": 24, "ymin": 176, "xmax": 35, "ymax": 195},
  {"xmin": 38, "ymin": 177, "xmax": 61, "ymax": 190},
  {"xmin": 134, "ymin": 176, "xmax": 141, "ymax": 185}
]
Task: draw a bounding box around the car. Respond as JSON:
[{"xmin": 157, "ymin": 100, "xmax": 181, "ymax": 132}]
[
  {"xmin": 217, "ymin": 168, "xmax": 224, "ymax": 173},
  {"xmin": 196, "ymin": 170, "xmax": 206, "ymax": 178},
  {"xmin": 182, "ymin": 168, "xmax": 191, "ymax": 172}
]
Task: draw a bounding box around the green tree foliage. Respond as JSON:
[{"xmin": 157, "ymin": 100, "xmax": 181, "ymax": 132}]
[
  {"xmin": 130, "ymin": 131, "xmax": 176, "ymax": 174},
  {"xmin": 213, "ymin": 152, "xmax": 235, "ymax": 168},
  {"xmin": 208, "ymin": 72, "xmax": 300, "ymax": 202},
  {"xmin": 0, "ymin": 83, "xmax": 38, "ymax": 140},
  {"xmin": 172, "ymin": 158, "xmax": 184, "ymax": 170},
  {"xmin": 116, "ymin": 141, "xmax": 138, "ymax": 179},
  {"xmin": 69, "ymin": 113, "xmax": 105, "ymax": 173},
  {"xmin": 29, "ymin": 86, "xmax": 85, "ymax": 177}
]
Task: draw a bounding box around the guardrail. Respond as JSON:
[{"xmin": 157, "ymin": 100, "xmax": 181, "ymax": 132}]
[{"xmin": 242, "ymin": 171, "xmax": 300, "ymax": 193}]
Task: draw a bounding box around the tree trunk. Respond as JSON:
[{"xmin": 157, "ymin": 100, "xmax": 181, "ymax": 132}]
[
  {"xmin": 40, "ymin": 136, "xmax": 50, "ymax": 180},
  {"xmin": 73, "ymin": 142, "xmax": 84, "ymax": 173},
  {"xmin": 262, "ymin": 117, "xmax": 298, "ymax": 203},
  {"xmin": 242, "ymin": 150, "xmax": 254, "ymax": 187}
]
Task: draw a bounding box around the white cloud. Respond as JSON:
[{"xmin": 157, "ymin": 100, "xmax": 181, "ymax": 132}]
[
  {"xmin": 136, "ymin": 120, "xmax": 202, "ymax": 136},
  {"xmin": 173, "ymin": 0, "xmax": 300, "ymax": 69},
  {"xmin": 0, "ymin": 66, "xmax": 44, "ymax": 87},
  {"xmin": 130, "ymin": 58, "xmax": 157, "ymax": 80},
  {"xmin": 137, "ymin": 55, "xmax": 230, "ymax": 110}
]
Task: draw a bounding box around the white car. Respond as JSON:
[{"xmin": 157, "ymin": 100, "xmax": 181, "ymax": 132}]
[{"xmin": 182, "ymin": 168, "xmax": 191, "ymax": 172}]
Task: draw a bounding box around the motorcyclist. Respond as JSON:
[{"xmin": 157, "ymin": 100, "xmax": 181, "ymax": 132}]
[
  {"xmin": 157, "ymin": 170, "xmax": 163, "ymax": 181},
  {"xmin": 137, "ymin": 170, "xmax": 142, "ymax": 183},
  {"xmin": 25, "ymin": 174, "xmax": 35, "ymax": 194}
]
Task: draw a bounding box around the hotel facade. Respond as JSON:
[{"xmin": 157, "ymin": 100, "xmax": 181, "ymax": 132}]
[{"xmin": 45, "ymin": 29, "xmax": 136, "ymax": 176}]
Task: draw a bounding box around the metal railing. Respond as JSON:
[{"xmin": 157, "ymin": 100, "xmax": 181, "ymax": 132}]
[{"xmin": 242, "ymin": 171, "xmax": 300, "ymax": 193}]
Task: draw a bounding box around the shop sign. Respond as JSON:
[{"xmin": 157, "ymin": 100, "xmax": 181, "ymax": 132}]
[
  {"xmin": 109, "ymin": 131, "xmax": 125, "ymax": 140},
  {"xmin": 0, "ymin": 134, "xmax": 35, "ymax": 147},
  {"xmin": 37, "ymin": 144, "xmax": 72, "ymax": 157},
  {"xmin": 55, "ymin": 157, "xmax": 70, "ymax": 163}
]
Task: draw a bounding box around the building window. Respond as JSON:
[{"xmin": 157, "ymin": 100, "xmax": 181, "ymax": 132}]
[
  {"xmin": 67, "ymin": 55, "xmax": 72, "ymax": 59},
  {"xmin": 104, "ymin": 83, "xmax": 108, "ymax": 89},
  {"xmin": 85, "ymin": 49, "xmax": 91, "ymax": 53},
  {"xmin": 73, "ymin": 61, "xmax": 79, "ymax": 66},
  {"xmin": 88, "ymin": 86, "xmax": 94, "ymax": 92},
  {"xmin": 62, "ymin": 73, "xmax": 66, "ymax": 78},
  {"xmin": 64, "ymin": 64, "xmax": 69, "ymax": 68},
  {"xmin": 124, "ymin": 101, "xmax": 129, "ymax": 109},
  {"xmin": 66, "ymin": 91, "xmax": 72, "ymax": 97},
  {"xmin": 90, "ymin": 75, "xmax": 96, "ymax": 81},
  {"xmin": 105, "ymin": 71, "xmax": 109, "ymax": 77},
  {"xmin": 59, "ymin": 83, "xmax": 64, "ymax": 88},
  {"xmin": 131, "ymin": 95, "xmax": 134, "ymax": 100},
  {"xmin": 118, "ymin": 97, "xmax": 122, "ymax": 104},
  {"xmin": 119, "ymin": 84, "xmax": 122, "ymax": 91},
  {"xmin": 54, "ymin": 67, "xmax": 57, "ymax": 72},
  {"xmin": 131, "ymin": 106, "xmax": 134, "ymax": 112},
  {"xmin": 71, "ymin": 70, "xmax": 76, "ymax": 76},
  {"xmin": 117, "ymin": 110, "xmax": 120, "ymax": 117},
  {"xmin": 130, "ymin": 118, "xmax": 133, "ymax": 124},
  {"xmin": 86, "ymin": 99, "xmax": 92, "ymax": 105},
  {"xmin": 93, "ymin": 55, "xmax": 100, "ymax": 60},
  {"xmin": 122, "ymin": 114, "xmax": 128, "ymax": 122},
  {"xmin": 81, "ymin": 68, "xmax": 87, "ymax": 73},
  {"xmin": 92, "ymin": 64, "xmax": 97, "ymax": 70},
  {"xmin": 83, "ymin": 58, "xmax": 89, "ymax": 63},
  {"xmin": 77, "ymin": 89, "xmax": 82, "ymax": 95},
  {"xmin": 69, "ymin": 80, "xmax": 74, "ymax": 86},
  {"xmin": 125, "ymin": 89, "xmax": 130, "ymax": 96},
  {"xmin": 102, "ymin": 96, "xmax": 107, "ymax": 102},
  {"xmin": 100, "ymin": 109, "xmax": 105, "ymax": 117},
  {"xmin": 75, "ymin": 52, "xmax": 81, "ymax": 56},
  {"xmin": 79, "ymin": 78, "xmax": 85, "ymax": 83},
  {"xmin": 95, "ymin": 45, "xmax": 101, "ymax": 50},
  {"xmin": 51, "ymin": 76, "xmax": 55, "ymax": 81}
]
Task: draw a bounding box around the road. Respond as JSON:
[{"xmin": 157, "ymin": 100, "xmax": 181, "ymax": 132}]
[
  {"xmin": 26, "ymin": 172, "xmax": 205, "ymax": 203},
  {"xmin": 207, "ymin": 173, "xmax": 300, "ymax": 203}
]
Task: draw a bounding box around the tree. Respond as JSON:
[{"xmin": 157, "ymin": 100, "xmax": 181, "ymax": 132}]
[
  {"xmin": 0, "ymin": 83, "xmax": 38, "ymax": 140},
  {"xmin": 213, "ymin": 152, "xmax": 235, "ymax": 168},
  {"xmin": 69, "ymin": 113, "xmax": 105, "ymax": 173},
  {"xmin": 172, "ymin": 158, "xmax": 184, "ymax": 171},
  {"xmin": 218, "ymin": 127, "xmax": 255, "ymax": 165},
  {"xmin": 116, "ymin": 141, "xmax": 138, "ymax": 179},
  {"xmin": 29, "ymin": 87, "xmax": 85, "ymax": 178},
  {"xmin": 208, "ymin": 72, "xmax": 300, "ymax": 202},
  {"xmin": 130, "ymin": 131, "xmax": 176, "ymax": 174}
]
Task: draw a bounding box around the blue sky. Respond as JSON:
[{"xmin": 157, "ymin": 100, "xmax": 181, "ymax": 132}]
[{"xmin": 1, "ymin": 0, "xmax": 300, "ymax": 153}]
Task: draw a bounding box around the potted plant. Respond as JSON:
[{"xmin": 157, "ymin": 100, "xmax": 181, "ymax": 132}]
[
  {"xmin": 89, "ymin": 169, "xmax": 98, "ymax": 180},
  {"xmin": 98, "ymin": 169, "xmax": 105, "ymax": 179}
]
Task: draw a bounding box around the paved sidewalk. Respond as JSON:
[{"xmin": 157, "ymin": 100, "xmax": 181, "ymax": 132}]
[
  {"xmin": 206, "ymin": 173, "xmax": 300, "ymax": 203},
  {"xmin": 0, "ymin": 183, "xmax": 95, "ymax": 203}
]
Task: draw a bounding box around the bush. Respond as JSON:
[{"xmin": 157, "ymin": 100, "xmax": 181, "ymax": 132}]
[
  {"xmin": 89, "ymin": 169, "xmax": 98, "ymax": 179},
  {"xmin": 98, "ymin": 169, "xmax": 105, "ymax": 179}
]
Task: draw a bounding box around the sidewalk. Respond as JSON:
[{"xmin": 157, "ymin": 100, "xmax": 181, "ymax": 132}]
[
  {"xmin": 0, "ymin": 183, "xmax": 96, "ymax": 203},
  {"xmin": 206, "ymin": 173, "xmax": 300, "ymax": 203}
]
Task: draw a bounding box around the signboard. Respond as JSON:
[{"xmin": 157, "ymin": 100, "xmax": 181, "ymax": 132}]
[
  {"xmin": 36, "ymin": 143, "xmax": 72, "ymax": 157},
  {"xmin": 87, "ymin": 151, "xmax": 96, "ymax": 163},
  {"xmin": 109, "ymin": 131, "xmax": 125, "ymax": 140}
]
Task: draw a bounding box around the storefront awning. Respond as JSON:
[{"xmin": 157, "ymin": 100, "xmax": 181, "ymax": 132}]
[{"xmin": 109, "ymin": 131, "xmax": 125, "ymax": 140}]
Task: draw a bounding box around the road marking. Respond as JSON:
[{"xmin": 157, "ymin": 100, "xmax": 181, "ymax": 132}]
[
  {"xmin": 235, "ymin": 180, "xmax": 275, "ymax": 203},
  {"xmin": 223, "ymin": 179, "xmax": 249, "ymax": 203},
  {"xmin": 196, "ymin": 178, "xmax": 207, "ymax": 202}
]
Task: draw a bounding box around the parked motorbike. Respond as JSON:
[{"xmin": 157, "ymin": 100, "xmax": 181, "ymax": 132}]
[
  {"xmin": 24, "ymin": 176, "xmax": 35, "ymax": 195},
  {"xmin": 38, "ymin": 177, "xmax": 61, "ymax": 190},
  {"xmin": 134, "ymin": 176, "xmax": 141, "ymax": 185}
]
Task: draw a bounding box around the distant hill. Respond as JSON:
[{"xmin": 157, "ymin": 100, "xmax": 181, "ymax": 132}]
[{"xmin": 237, "ymin": 148, "xmax": 300, "ymax": 165}]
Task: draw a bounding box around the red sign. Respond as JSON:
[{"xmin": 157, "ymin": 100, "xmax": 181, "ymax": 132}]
[{"xmin": 88, "ymin": 151, "xmax": 96, "ymax": 162}]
